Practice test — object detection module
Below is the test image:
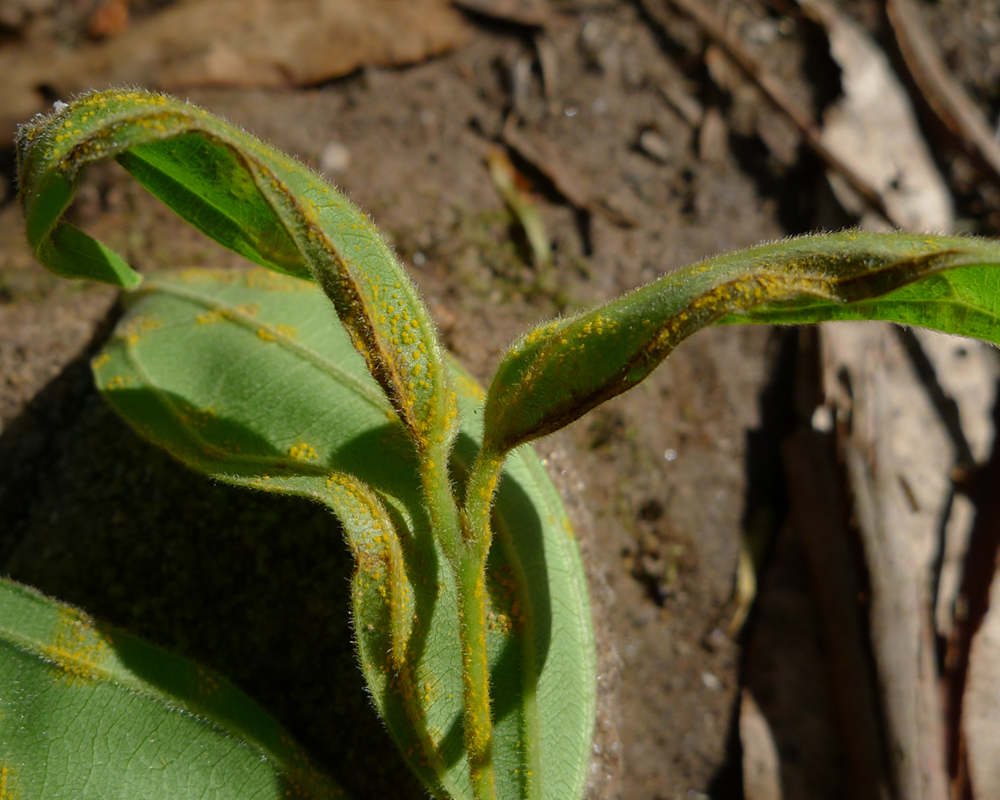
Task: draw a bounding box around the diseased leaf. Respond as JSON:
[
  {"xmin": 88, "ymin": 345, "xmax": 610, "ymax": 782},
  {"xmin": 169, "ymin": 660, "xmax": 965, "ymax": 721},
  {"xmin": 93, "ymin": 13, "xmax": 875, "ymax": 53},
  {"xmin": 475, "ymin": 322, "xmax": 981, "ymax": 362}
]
[
  {"xmin": 16, "ymin": 88, "xmax": 457, "ymax": 466},
  {"xmin": 92, "ymin": 268, "xmax": 595, "ymax": 800},
  {"xmin": 15, "ymin": 89, "xmax": 513, "ymax": 798},
  {"xmin": 0, "ymin": 578, "xmax": 342, "ymax": 800},
  {"xmin": 482, "ymin": 231, "xmax": 1000, "ymax": 454}
]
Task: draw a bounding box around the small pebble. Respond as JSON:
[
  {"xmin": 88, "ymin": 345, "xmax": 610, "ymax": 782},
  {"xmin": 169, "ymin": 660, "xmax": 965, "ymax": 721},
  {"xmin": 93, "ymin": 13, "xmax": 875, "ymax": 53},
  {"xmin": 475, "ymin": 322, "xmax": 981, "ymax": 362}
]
[
  {"xmin": 700, "ymin": 671, "xmax": 722, "ymax": 692},
  {"xmin": 320, "ymin": 142, "xmax": 352, "ymax": 175},
  {"xmin": 581, "ymin": 19, "xmax": 602, "ymax": 44},
  {"xmin": 638, "ymin": 129, "xmax": 671, "ymax": 163},
  {"xmin": 744, "ymin": 19, "xmax": 780, "ymax": 45},
  {"xmin": 811, "ymin": 404, "xmax": 834, "ymax": 433},
  {"xmin": 698, "ymin": 107, "xmax": 728, "ymax": 164},
  {"xmin": 702, "ymin": 627, "xmax": 727, "ymax": 653},
  {"xmin": 86, "ymin": 0, "xmax": 129, "ymax": 39}
]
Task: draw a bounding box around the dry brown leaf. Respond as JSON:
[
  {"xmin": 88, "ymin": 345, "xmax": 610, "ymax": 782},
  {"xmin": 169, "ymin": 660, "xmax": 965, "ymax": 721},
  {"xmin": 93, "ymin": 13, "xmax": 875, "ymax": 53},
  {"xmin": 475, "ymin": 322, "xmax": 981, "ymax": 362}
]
[{"xmin": 0, "ymin": 0, "xmax": 470, "ymax": 143}]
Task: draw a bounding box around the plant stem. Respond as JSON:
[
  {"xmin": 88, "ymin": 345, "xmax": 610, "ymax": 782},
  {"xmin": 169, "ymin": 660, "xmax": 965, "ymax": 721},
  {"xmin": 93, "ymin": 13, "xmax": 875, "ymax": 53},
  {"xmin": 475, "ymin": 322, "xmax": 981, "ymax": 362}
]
[
  {"xmin": 458, "ymin": 544, "xmax": 496, "ymax": 800},
  {"xmin": 456, "ymin": 448, "xmax": 507, "ymax": 799},
  {"xmin": 422, "ymin": 442, "xmax": 464, "ymax": 564},
  {"xmin": 422, "ymin": 441, "xmax": 499, "ymax": 800},
  {"xmin": 463, "ymin": 449, "xmax": 505, "ymax": 550}
]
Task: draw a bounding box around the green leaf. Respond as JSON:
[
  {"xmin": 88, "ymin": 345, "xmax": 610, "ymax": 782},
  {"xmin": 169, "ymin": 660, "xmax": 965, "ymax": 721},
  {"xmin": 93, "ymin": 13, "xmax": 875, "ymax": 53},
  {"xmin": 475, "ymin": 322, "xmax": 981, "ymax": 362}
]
[
  {"xmin": 482, "ymin": 231, "xmax": 1000, "ymax": 454},
  {"xmin": 16, "ymin": 88, "xmax": 552, "ymax": 798},
  {"xmin": 16, "ymin": 88, "xmax": 457, "ymax": 464},
  {"xmin": 91, "ymin": 269, "xmax": 595, "ymax": 800},
  {"xmin": 0, "ymin": 577, "xmax": 343, "ymax": 800}
]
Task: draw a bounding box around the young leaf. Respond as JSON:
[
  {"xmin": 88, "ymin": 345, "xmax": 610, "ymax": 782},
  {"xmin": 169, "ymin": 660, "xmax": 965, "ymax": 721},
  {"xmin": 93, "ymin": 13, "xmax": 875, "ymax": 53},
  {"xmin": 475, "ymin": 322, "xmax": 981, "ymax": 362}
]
[
  {"xmin": 15, "ymin": 88, "xmax": 500, "ymax": 798},
  {"xmin": 91, "ymin": 268, "xmax": 595, "ymax": 800},
  {"xmin": 16, "ymin": 88, "xmax": 458, "ymax": 466},
  {"xmin": 482, "ymin": 231, "xmax": 1000, "ymax": 455},
  {"xmin": 0, "ymin": 578, "xmax": 342, "ymax": 800}
]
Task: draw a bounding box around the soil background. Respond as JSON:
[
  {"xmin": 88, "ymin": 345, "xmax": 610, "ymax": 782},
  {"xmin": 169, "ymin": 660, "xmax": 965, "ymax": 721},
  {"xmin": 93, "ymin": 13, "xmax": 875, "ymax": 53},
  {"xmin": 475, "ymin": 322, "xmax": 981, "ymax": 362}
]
[{"xmin": 2, "ymin": 1, "xmax": 1000, "ymax": 799}]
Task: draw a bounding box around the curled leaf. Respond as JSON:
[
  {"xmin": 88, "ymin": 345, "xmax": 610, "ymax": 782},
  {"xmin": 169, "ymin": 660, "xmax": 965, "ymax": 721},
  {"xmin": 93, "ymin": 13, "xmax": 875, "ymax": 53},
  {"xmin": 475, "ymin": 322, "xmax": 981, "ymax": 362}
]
[
  {"xmin": 483, "ymin": 231, "xmax": 1000, "ymax": 454},
  {"xmin": 16, "ymin": 88, "xmax": 457, "ymax": 461}
]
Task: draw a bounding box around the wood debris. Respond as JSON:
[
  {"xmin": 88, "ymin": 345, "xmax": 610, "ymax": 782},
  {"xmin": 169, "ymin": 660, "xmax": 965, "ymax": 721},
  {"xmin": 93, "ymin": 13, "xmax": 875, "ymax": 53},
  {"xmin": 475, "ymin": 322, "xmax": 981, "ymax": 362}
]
[
  {"xmin": 821, "ymin": 324, "xmax": 953, "ymax": 800},
  {"xmin": 887, "ymin": 0, "xmax": 1000, "ymax": 192},
  {"xmin": 943, "ymin": 391, "xmax": 1000, "ymax": 800},
  {"xmin": 803, "ymin": 0, "xmax": 954, "ymax": 232},
  {"xmin": 819, "ymin": 324, "xmax": 1000, "ymax": 800},
  {"xmin": 657, "ymin": 80, "xmax": 704, "ymax": 128},
  {"xmin": 640, "ymin": 0, "xmax": 895, "ymax": 225}
]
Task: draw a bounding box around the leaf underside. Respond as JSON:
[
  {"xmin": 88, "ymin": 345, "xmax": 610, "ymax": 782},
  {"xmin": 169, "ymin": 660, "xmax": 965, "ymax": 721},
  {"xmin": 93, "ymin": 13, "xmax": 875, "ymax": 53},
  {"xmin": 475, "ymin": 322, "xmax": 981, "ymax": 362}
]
[
  {"xmin": 17, "ymin": 87, "xmax": 457, "ymax": 471},
  {"xmin": 16, "ymin": 88, "xmax": 596, "ymax": 800},
  {"xmin": 92, "ymin": 269, "xmax": 595, "ymax": 800},
  {"xmin": 0, "ymin": 578, "xmax": 343, "ymax": 800}
]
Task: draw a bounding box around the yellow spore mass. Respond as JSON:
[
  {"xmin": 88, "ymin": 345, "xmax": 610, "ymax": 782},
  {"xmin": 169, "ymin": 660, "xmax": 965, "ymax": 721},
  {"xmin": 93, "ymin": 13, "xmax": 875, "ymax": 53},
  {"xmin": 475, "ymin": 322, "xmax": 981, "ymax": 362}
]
[
  {"xmin": 288, "ymin": 442, "xmax": 318, "ymax": 462},
  {"xmin": 117, "ymin": 315, "xmax": 162, "ymax": 345},
  {"xmin": 42, "ymin": 607, "xmax": 113, "ymax": 682},
  {"xmin": 0, "ymin": 765, "xmax": 14, "ymax": 800}
]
